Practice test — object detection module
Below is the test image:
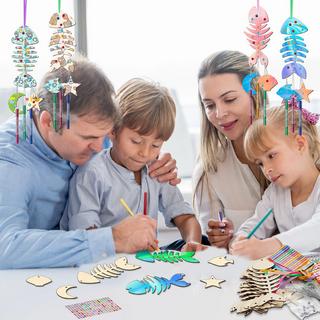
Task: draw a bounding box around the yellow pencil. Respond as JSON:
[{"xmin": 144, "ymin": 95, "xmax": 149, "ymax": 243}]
[{"xmin": 120, "ymin": 198, "xmax": 135, "ymax": 217}]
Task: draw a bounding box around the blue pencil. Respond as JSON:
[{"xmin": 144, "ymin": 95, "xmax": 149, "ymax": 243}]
[
  {"xmin": 247, "ymin": 208, "xmax": 273, "ymax": 239},
  {"xmin": 218, "ymin": 209, "xmax": 224, "ymax": 222}
]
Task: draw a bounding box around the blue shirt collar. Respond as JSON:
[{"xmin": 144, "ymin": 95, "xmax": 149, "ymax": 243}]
[{"xmin": 27, "ymin": 116, "xmax": 76, "ymax": 170}]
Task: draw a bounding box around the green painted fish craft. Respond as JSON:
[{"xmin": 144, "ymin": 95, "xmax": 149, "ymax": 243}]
[{"xmin": 135, "ymin": 250, "xmax": 200, "ymax": 263}]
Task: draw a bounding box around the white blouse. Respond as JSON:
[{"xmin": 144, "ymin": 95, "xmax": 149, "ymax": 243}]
[
  {"xmin": 192, "ymin": 140, "xmax": 261, "ymax": 233},
  {"xmin": 237, "ymin": 175, "xmax": 320, "ymax": 252}
]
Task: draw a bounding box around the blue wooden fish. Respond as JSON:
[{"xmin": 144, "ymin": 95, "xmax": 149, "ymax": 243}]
[
  {"xmin": 276, "ymin": 84, "xmax": 302, "ymax": 101},
  {"xmin": 135, "ymin": 250, "xmax": 200, "ymax": 263},
  {"xmin": 280, "ymin": 17, "xmax": 308, "ymax": 79},
  {"xmin": 126, "ymin": 273, "xmax": 191, "ymax": 295}
]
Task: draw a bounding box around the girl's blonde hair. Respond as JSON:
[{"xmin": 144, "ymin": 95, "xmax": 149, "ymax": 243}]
[
  {"xmin": 114, "ymin": 78, "xmax": 176, "ymax": 141},
  {"xmin": 193, "ymin": 50, "xmax": 266, "ymax": 209},
  {"xmin": 244, "ymin": 105, "xmax": 320, "ymax": 166}
]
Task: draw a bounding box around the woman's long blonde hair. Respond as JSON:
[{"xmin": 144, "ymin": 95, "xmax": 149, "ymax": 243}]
[{"xmin": 193, "ymin": 50, "xmax": 265, "ymax": 208}]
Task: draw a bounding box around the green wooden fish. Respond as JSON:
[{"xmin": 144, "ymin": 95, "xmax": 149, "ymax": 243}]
[{"xmin": 135, "ymin": 250, "xmax": 200, "ymax": 263}]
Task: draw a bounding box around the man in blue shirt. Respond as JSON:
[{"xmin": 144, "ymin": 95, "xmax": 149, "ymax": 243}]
[{"xmin": 0, "ymin": 57, "xmax": 179, "ymax": 269}]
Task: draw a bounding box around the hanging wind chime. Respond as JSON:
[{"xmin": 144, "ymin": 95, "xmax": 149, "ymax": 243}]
[
  {"xmin": 276, "ymin": 0, "xmax": 317, "ymax": 135},
  {"xmin": 8, "ymin": 0, "xmax": 41, "ymax": 144},
  {"xmin": 242, "ymin": 0, "xmax": 278, "ymax": 125},
  {"xmin": 46, "ymin": 0, "xmax": 80, "ymax": 130}
]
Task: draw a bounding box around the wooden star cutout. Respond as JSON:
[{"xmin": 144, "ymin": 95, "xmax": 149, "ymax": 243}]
[
  {"xmin": 298, "ymin": 83, "xmax": 313, "ymax": 103},
  {"xmin": 62, "ymin": 78, "xmax": 80, "ymax": 96},
  {"xmin": 200, "ymin": 276, "xmax": 225, "ymax": 289},
  {"xmin": 26, "ymin": 95, "xmax": 43, "ymax": 111}
]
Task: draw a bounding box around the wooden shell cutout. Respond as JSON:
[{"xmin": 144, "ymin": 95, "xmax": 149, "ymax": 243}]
[
  {"xmin": 26, "ymin": 275, "xmax": 52, "ymax": 287},
  {"xmin": 208, "ymin": 256, "xmax": 234, "ymax": 267},
  {"xmin": 251, "ymin": 258, "xmax": 274, "ymax": 270},
  {"xmin": 77, "ymin": 272, "xmax": 100, "ymax": 284},
  {"xmin": 200, "ymin": 276, "xmax": 225, "ymax": 289},
  {"xmin": 56, "ymin": 285, "xmax": 77, "ymax": 299}
]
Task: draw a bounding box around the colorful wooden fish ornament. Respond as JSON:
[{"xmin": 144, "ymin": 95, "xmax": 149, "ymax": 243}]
[
  {"xmin": 135, "ymin": 250, "xmax": 200, "ymax": 263},
  {"xmin": 126, "ymin": 273, "xmax": 190, "ymax": 295}
]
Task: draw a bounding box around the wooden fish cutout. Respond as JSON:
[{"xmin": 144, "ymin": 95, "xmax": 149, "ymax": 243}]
[
  {"xmin": 208, "ymin": 256, "xmax": 234, "ymax": 267},
  {"xmin": 87, "ymin": 257, "xmax": 140, "ymax": 281},
  {"xmin": 135, "ymin": 250, "xmax": 200, "ymax": 263},
  {"xmin": 126, "ymin": 273, "xmax": 190, "ymax": 295}
]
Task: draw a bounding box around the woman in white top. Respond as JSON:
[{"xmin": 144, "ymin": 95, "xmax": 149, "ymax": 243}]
[{"xmin": 193, "ymin": 50, "xmax": 267, "ymax": 248}]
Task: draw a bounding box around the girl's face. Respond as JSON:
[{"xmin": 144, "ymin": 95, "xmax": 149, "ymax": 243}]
[
  {"xmin": 199, "ymin": 73, "xmax": 252, "ymax": 142},
  {"xmin": 253, "ymin": 132, "xmax": 306, "ymax": 189}
]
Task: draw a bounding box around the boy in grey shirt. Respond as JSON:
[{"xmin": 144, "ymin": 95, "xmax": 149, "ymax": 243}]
[{"xmin": 62, "ymin": 78, "xmax": 205, "ymax": 252}]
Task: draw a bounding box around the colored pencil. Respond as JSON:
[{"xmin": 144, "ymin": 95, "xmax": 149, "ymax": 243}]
[
  {"xmin": 247, "ymin": 208, "xmax": 273, "ymax": 239},
  {"xmin": 120, "ymin": 198, "xmax": 134, "ymax": 217},
  {"xmin": 143, "ymin": 192, "xmax": 147, "ymax": 216}
]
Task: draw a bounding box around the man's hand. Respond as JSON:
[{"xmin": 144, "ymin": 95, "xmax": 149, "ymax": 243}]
[
  {"xmin": 149, "ymin": 153, "xmax": 181, "ymax": 186},
  {"xmin": 206, "ymin": 219, "xmax": 234, "ymax": 248},
  {"xmin": 112, "ymin": 215, "xmax": 158, "ymax": 253}
]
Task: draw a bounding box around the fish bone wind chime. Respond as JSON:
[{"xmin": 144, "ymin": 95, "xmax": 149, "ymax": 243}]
[
  {"xmin": 242, "ymin": 0, "xmax": 278, "ymax": 126},
  {"xmin": 8, "ymin": 0, "xmax": 41, "ymax": 144},
  {"xmin": 46, "ymin": 0, "xmax": 80, "ymax": 131},
  {"xmin": 276, "ymin": 0, "xmax": 318, "ymax": 135}
]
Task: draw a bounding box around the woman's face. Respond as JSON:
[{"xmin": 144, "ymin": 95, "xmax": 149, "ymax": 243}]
[{"xmin": 199, "ymin": 73, "xmax": 252, "ymax": 142}]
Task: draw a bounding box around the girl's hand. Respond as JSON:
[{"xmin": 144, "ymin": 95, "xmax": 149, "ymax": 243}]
[
  {"xmin": 181, "ymin": 241, "xmax": 208, "ymax": 252},
  {"xmin": 230, "ymin": 235, "xmax": 282, "ymax": 259},
  {"xmin": 206, "ymin": 219, "xmax": 234, "ymax": 248}
]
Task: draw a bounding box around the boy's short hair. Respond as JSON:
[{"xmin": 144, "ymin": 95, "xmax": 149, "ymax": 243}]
[
  {"xmin": 114, "ymin": 78, "xmax": 176, "ymax": 141},
  {"xmin": 37, "ymin": 55, "xmax": 118, "ymax": 125}
]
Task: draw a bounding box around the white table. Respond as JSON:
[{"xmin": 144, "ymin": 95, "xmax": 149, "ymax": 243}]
[{"xmin": 0, "ymin": 247, "xmax": 317, "ymax": 320}]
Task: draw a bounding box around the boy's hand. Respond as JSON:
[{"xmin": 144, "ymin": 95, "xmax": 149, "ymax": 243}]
[
  {"xmin": 147, "ymin": 239, "xmax": 159, "ymax": 252},
  {"xmin": 229, "ymin": 235, "xmax": 282, "ymax": 259},
  {"xmin": 112, "ymin": 215, "xmax": 158, "ymax": 253},
  {"xmin": 206, "ymin": 219, "xmax": 234, "ymax": 248},
  {"xmin": 148, "ymin": 152, "xmax": 181, "ymax": 186},
  {"xmin": 181, "ymin": 241, "xmax": 208, "ymax": 252}
]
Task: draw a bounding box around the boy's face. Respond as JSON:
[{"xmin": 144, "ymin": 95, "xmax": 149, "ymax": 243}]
[
  {"xmin": 253, "ymin": 133, "xmax": 305, "ymax": 189},
  {"xmin": 110, "ymin": 127, "xmax": 164, "ymax": 171},
  {"xmin": 46, "ymin": 113, "xmax": 113, "ymax": 166}
]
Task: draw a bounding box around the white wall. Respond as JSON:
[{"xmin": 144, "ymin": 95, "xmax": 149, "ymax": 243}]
[{"xmin": 2, "ymin": 0, "xmax": 320, "ymax": 155}]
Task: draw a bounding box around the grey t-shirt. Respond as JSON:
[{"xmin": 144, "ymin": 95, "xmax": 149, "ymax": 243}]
[{"xmin": 61, "ymin": 148, "xmax": 193, "ymax": 231}]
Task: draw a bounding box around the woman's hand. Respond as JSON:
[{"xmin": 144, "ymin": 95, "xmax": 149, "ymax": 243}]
[
  {"xmin": 149, "ymin": 153, "xmax": 181, "ymax": 186},
  {"xmin": 206, "ymin": 218, "xmax": 234, "ymax": 248}
]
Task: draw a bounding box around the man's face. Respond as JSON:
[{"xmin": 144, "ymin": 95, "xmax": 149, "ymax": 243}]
[{"xmin": 46, "ymin": 114, "xmax": 113, "ymax": 165}]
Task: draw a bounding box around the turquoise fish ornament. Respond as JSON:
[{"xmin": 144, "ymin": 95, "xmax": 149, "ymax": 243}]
[
  {"xmin": 135, "ymin": 250, "xmax": 200, "ymax": 263},
  {"xmin": 126, "ymin": 273, "xmax": 190, "ymax": 295},
  {"xmin": 280, "ymin": 17, "xmax": 308, "ymax": 79}
]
